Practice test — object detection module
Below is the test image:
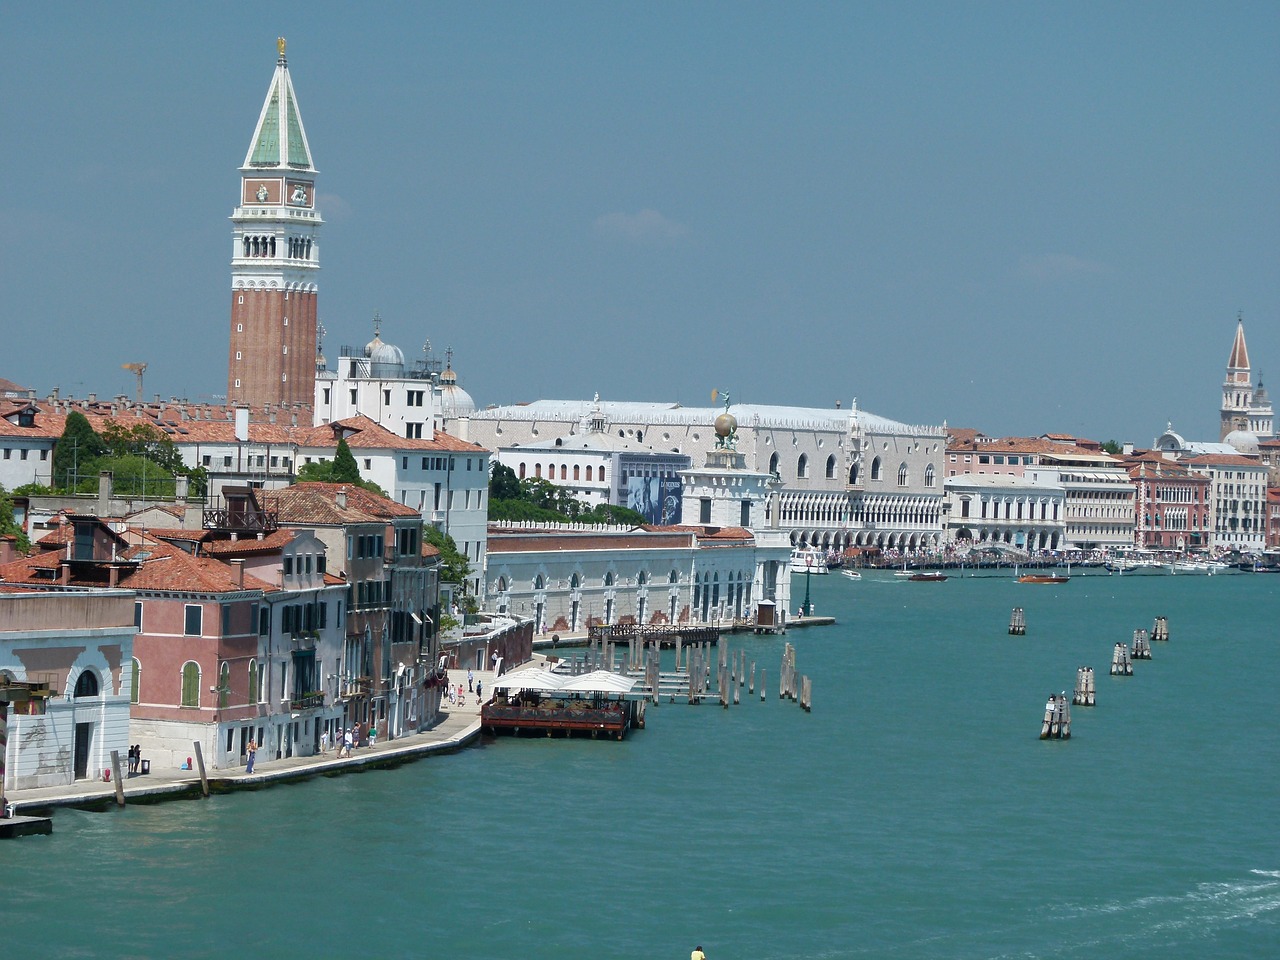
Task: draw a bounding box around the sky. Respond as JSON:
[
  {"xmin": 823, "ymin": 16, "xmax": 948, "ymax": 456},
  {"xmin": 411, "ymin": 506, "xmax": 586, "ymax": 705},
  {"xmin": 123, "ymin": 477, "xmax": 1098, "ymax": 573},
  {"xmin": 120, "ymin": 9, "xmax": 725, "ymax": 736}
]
[{"xmin": 2, "ymin": 2, "xmax": 1277, "ymax": 445}]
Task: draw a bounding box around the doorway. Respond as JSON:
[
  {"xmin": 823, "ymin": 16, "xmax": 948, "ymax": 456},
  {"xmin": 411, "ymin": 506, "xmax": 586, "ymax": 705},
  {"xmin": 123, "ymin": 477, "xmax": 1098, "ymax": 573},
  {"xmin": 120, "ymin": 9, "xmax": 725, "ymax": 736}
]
[{"xmin": 74, "ymin": 722, "xmax": 93, "ymax": 780}]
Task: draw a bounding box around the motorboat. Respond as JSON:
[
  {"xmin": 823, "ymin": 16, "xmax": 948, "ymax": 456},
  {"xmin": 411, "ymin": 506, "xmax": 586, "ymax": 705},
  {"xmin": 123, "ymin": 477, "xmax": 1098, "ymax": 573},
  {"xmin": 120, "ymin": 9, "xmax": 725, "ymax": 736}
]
[
  {"xmin": 908, "ymin": 571, "xmax": 947, "ymax": 582},
  {"xmin": 1018, "ymin": 573, "xmax": 1069, "ymax": 584},
  {"xmin": 790, "ymin": 547, "xmax": 829, "ymax": 576},
  {"xmin": 841, "ymin": 569, "xmax": 862, "ymax": 581}
]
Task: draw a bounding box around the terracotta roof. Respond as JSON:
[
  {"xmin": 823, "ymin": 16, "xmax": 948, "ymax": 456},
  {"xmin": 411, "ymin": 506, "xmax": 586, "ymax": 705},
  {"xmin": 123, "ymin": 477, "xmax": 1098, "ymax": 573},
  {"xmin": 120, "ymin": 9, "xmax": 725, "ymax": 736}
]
[
  {"xmin": 201, "ymin": 529, "xmax": 297, "ymax": 556},
  {"xmin": 1228, "ymin": 320, "xmax": 1250, "ymax": 370},
  {"xmin": 267, "ymin": 482, "xmax": 421, "ymax": 526},
  {"xmin": 945, "ymin": 428, "xmax": 985, "ymax": 445},
  {"xmin": 0, "ymin": 539, "xmax": 275, "ymax": 595},
  {"xmin": 1184, "ymin": 454, "xmax": 1267, "ymax": 468},
  {"xmin": 295, "ymin": 416, "xmax": 488, "ymax": 453}
]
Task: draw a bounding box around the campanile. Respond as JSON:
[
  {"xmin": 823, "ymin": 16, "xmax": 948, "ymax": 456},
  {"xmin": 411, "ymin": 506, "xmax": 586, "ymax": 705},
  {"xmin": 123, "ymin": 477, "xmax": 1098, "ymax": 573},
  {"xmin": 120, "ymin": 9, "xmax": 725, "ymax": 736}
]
[{"xmin": 228, "ymin": 37, "xmax": 321, "ymax": 409}]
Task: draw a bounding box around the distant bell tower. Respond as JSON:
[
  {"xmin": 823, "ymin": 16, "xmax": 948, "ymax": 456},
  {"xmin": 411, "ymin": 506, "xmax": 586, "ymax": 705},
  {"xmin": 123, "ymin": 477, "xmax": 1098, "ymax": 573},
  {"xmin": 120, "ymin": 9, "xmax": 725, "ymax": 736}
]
[
  {"xmin": 228, "ymin": 37, "xmax": 321, "ymax": 409},
  {"xmin": 1220, "ymin": 315, "xmax": 1252, "ymax": 440}
]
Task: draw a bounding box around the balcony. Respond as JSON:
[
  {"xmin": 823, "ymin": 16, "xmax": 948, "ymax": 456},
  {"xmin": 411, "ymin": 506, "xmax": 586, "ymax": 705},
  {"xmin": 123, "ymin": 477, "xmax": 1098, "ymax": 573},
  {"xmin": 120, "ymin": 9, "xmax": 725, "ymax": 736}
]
[{"xmin": 288, "ymin": 692, "xmax": 326, "ymax": 710}]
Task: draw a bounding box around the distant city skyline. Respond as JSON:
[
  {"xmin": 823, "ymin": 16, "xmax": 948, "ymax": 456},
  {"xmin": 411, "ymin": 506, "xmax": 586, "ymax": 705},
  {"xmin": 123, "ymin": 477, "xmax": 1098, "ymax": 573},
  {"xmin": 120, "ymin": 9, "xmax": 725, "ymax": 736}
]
[{"xmin": 2, "ymin": 3, "xmax": 1277, "ymax": 444}]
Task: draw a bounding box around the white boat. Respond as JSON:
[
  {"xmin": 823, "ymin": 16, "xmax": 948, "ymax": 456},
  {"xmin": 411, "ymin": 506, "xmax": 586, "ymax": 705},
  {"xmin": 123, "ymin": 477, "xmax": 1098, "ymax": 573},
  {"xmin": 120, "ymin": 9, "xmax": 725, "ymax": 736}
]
[
  {"xmin": 842, "ymin": 569, "xmax": 862, "ymax": 581},
  {"xmin": 790, "ymin": 547, "xmax": 829, "ymax": 576}
]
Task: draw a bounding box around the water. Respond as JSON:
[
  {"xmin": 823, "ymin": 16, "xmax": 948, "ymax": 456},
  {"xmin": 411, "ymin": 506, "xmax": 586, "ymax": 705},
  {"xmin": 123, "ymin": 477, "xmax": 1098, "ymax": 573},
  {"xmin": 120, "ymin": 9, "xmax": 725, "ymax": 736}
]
[{"xmin": 4, "ymin": 571, "xmax": 1278, "ymax": 959}]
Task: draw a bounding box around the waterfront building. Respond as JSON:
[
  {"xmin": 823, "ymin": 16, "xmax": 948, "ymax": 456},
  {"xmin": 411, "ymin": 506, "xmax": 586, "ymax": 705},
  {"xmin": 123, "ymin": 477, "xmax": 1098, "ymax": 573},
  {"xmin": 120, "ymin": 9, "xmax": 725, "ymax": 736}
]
[
  {"xmin": 227, "ymin": 38, "xmax": 322, "ymax": 411},
  {"xmin": 1183, "ymin": 454, "xmax": 1269, "ymax": 552},
  {"xmin": 266, "ymin": 483, "xmax": 443, "ymax": 738},
  {"xmin": 494, "ymin": 398, "xmax": 691, "ymax": 520},
  {"xmin": 1121, "ymin": 452, "xmax": 1211, "ymax": 550},
  {"xmin": 1267, "ymin": 488, "xmax": 1280, "ymax": 552},
  {"xmin": 942, "ymin": 474, "xmax": 1066, "ymax": 551},
  {"xmin": 454, "ymin": 398, "xmax": 946, "ymax": 553},
  {"xmin": 1220, "ymin": 317, "xmax": 1274, "ymax": 441},
  {"xmin": 0, "ymin": 587, "xmax": 134, "ymax": 789},
  {"xmin": 1023, "ymin": 453, "xmax": 1135, "ymax": 551}
]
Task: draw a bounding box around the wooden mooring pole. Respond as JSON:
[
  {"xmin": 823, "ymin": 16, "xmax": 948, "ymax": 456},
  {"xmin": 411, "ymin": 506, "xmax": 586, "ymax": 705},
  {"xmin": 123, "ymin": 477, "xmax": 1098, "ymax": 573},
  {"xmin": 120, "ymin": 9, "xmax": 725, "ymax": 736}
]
[
  {"xmin": 192, "ymin": 741, "xmax": 210, "ymax": 797},
  {"xmin": 110, "ymin": 749, "xmax": 126, "ymax": 807}
]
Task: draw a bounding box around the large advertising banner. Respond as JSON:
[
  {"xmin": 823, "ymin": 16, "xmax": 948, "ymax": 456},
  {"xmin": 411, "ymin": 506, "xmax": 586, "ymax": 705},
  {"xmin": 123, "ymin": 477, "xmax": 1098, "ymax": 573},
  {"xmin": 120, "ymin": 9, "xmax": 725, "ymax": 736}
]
[{"xmin": 627, "ymin": 476, "xmax": 683, "ymax": 525}]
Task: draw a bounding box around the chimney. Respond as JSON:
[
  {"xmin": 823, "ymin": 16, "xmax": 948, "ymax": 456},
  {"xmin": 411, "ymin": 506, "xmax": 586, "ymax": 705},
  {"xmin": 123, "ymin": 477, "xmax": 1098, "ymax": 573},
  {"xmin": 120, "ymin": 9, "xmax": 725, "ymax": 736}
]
[
  {"xmin": 60, "ymin": 562, "xmax": 71, "ymax": 585},
  {"xmin": 230, "ymin": 558, "xmax": 245, "ymax": 588},
  {"xmin": 109, "ymin": 565, "xmax": 120, "ymax": 588},
  {"xmin": 176, "ymin": 476, "xmax": 190, "ymax": 501},
  {"xmin": 98, "ymin": 471, "xmax": 113, "ymax": 513},
  {"xmin": 1122, "ymin": 442, "xmax": 1134, "ymax": 456},
  {"xmin": 336, "ymin": 486, "xmax": 348, "ymax": 510},
  {"xmin": 235, "ymin": 405, "xmax": 250, "ymax": 443}
]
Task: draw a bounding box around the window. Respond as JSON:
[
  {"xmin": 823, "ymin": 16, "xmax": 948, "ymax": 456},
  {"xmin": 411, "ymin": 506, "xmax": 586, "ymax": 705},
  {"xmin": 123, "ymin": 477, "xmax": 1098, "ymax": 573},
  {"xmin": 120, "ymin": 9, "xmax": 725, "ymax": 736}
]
[
  {"xmin": 769, "ymin": 452, "xmax": 780, "ymax": 476},
  {"xmin": 130, "ymin": 658, "xmax": 140, "ymax": 704},
  {"xmin": 219, "ymin": 663, "xmax": 230, "ymax": 708},
  {"xmin": 283, "ymin": 556, "xmax": 294, "ymax": 576},
  {"xmin": 700, "ymin": 498, "xmax": 712, "ymax": 524},
  {"xmin": 870, "ymin": 457, "xmax": 882, "ymax": 481},
  {"xmin": 826, "ymin": 455, "xmax": 837, "ymax": 479},
  {"xmin": 350, "ymin": 389, "xmax": 358, "ymax": 404},
  {"xmin": 223, "ymin": 456, "xmax": 232, "ymax": 467},
  {"xmin": 134, "ymin": 601, "xmax": 143, "ymax": 629},
  {"xmin": 599, "ymin": 467, "xmax": 606, "ymax": 483},
  {"xmin": 181, "ymin": 662, "xmax": 200, "ymax": 707},
  {"xmin": 797, "ymin": 454, "xmax": 808, "ymax": 478},
  {"xmin": 236, "ymin": 351, "xmax": 242, "ymax": 360},
  {"xmin": 897, "ymin": 463, "xmax": 908, "ymax": 486},
  {"xmin": 741, "ymin": 500, "xmax": 751, "ymax": 525},
  {"xmin": 184, "ymin": 604, "xmax": 203, "ymax": 637},
  {"xmin": 924, "ymin": 464, "xmax": 935, "ymax": 488},
  {"xmin": 222, "ymin": 604, "xmax": 233, "ymax": 635},
  {"xmin": 74, "ymin": 670, "xmax": 99, "ymax": 698}
]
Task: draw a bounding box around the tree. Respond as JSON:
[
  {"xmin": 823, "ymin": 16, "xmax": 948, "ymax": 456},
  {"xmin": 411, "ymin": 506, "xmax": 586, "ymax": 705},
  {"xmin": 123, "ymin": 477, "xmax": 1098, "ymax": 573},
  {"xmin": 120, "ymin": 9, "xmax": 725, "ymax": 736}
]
[
  {"xmin": 52, "ymin": 412, "xmax": 106, "ymax": 491},
  {"xmin": 489, "ymin": 463, "xmax": 521, "ymax": 500},
  {"xmin": 0, "ymin": 485, "xmax": 32, "ymax": 553},
  {"xmin": 422, "ymin": 524, "xmax": 471, "ymax": 585},
  {"xmin": 1101, "ymin": 439, "xmax": 1123, "ymax": 455},
  {"xmin": 331, "ymin": 438, "xmax": 361, "ymax": 484},
  {"xmin": 295, "ymin": 455, "xmax": 387, "ymax": 497}
]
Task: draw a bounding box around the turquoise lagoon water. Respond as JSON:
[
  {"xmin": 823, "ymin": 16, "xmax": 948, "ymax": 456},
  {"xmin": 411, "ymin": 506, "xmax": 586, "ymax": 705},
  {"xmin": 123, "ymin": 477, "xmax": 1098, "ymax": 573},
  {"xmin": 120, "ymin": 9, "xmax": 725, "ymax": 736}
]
[{"xmin": 4, "ymin": 571, "xmax": 1278, "ymax": 959}]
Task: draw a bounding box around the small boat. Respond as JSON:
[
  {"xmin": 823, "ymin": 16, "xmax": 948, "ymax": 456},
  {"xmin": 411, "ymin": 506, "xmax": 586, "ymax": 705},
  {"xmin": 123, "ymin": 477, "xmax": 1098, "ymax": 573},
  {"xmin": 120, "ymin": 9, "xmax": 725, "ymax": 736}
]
[
  {"xmin": 842, "ymin": 569, "xmax": 862, "ymax": 581},
  {"xmin": 1018, "ymin": 573, "xmax": 1069, "ymax": 584},
  {"xmin": 790, "ymin": 547, "xmax": 829, "ymax": 576},
  {"xmin": 909, "ymin": 571, "xmax": 947, "ymax": 582}
]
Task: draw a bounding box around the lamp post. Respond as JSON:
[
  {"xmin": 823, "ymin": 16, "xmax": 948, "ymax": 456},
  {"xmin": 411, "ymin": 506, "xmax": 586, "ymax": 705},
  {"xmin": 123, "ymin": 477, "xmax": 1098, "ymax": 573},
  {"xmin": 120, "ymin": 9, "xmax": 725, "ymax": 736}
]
[{"xmin": 802, "ymin": 566, "xmax": 812, "ymax": 619}]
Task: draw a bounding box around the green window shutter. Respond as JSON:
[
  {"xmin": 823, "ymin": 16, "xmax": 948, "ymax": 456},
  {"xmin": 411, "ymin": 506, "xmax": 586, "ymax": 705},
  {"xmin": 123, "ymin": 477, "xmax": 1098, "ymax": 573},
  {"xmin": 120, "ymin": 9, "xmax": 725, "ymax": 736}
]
[{"xmin": 181, "ymin": 662, "xmax": 200, "ymax": 707}]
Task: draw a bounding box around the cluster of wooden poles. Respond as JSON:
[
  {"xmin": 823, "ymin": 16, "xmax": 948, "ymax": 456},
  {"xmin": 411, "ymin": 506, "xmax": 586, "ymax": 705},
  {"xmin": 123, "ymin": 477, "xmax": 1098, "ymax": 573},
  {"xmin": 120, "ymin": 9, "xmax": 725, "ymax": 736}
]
[{"xmin": 1013, "ymin": 609, "xmax": 1170, "ymax": 741}]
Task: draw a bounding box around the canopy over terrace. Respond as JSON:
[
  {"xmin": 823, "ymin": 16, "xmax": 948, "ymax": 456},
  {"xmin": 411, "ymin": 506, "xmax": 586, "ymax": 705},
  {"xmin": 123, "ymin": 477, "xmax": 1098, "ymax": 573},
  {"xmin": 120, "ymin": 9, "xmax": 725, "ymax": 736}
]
[{"xmin": 491, "ymin": 668, "xmax": 564, "ymax": 692}]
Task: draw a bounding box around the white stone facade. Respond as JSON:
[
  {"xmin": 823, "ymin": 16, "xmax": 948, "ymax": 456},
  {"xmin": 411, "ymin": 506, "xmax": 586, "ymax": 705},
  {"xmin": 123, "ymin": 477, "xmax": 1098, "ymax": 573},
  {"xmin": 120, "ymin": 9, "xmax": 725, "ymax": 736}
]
[{"xmin": 943, "ymin": 474, "xmax": 1067, "ymax": 551}]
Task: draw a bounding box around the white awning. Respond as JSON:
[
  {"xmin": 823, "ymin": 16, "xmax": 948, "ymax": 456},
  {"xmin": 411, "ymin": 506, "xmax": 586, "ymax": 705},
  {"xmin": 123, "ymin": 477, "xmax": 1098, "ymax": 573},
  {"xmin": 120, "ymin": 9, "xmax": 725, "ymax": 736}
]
[
  {"xmin": 492, "ymin": 668, "xmax": 565, "ymax": 692},
  {"xmin": 556, "ymin": 671, "xmax": 637, "ymax": 694}
]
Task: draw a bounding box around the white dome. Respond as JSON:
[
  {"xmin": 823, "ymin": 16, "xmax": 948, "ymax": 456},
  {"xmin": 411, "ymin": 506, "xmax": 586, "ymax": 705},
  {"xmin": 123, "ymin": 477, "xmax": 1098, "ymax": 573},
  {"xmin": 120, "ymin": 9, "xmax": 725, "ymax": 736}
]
[
  {"xmin": 1224, "ymin": 429, "xmax": 1261, "ymax": 456},
  {"xmin": 440, "ymin": 382, "xmax": 476, "ymax": 418},
  {"xmin": 363, "ymin": 334, "xmax": 404, "ymax": 367}
]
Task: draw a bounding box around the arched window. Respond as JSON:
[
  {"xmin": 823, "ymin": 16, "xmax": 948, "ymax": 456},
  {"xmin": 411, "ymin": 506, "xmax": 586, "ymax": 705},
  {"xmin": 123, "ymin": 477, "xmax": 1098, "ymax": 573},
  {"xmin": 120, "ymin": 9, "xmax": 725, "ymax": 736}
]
[
  {"xmin": 518, "ymin": 462, "xmax": 526, "ymax": 479},
  {"xmin": 561, "ymin": 465, "xmax": 567, "ymax": 480},
  {"xmin": 599, "ymin": 467, "xmax": 606, "ymax": 483},
  {"xmin": 769, "ymin": 452, "xmax": 780, "ymax": 476},
  {"xmin": 218, "ymin": 662, "xmax": 230, "ymax": 709},
  {"xmin": 586, "ymin": 466, "xmax": 593, "ymax": 481},
  {"xmin": 497, "ymin": 576, "xmax": 508, "ymax": 593},
  {"xmin": 849, "ymin": 463, "xmax": 859, "ymax": 484},
  {"xmin": 248, "ymin": 660, "xmax": 258, "ymax": 705},
  {"xmin": 570, "ymin": 573, "xmax": 581, "ymax": 589},
  {"xmin": 669, "ymin": 570, "xmax": 680, "ymax": 584},
  {"xmin": 534, "ymin": 574, "xmax": 546, "ymax": 591},
  {"xmin": 870, "ymin": 457, "xmax": 882, "ymax": 481},
  {"xmin": 797, "ymin": 454, "xmax": 808, "ymax": 478},
  {"xmin": 74, "ymin": 669, "xmax": 99, "ymax": 699},
  {"xmin": 130, "ymin": 658, "xmax": 141, "ymax": 704},
  {"xmin": 898, "ymin": 463, "xmax": 909, "ymax": 486},
  {"xmin": 573, "ymin": 464, "xmax": 580, "ymax": 480},
  {"xmin": 181, "ymin": 662, "xmax": 201, "ymax": 708},
  {"xmin": 924, "ymin": 464, "xmax": 935, "ymax": 488},
  {"xmin": 637, "ymin": 570, "xmax": 648, "ymax": 586},
  {"xmin": 604, "ymin": 571, "xmax": 615, "ymax": 587},
  {"xmin": 535, "ymin": 463, "xmax": 542, "ymax": 478},
  {"xmin": 826, "ymin": 455, "xmax": 837, "ymax": 479}
]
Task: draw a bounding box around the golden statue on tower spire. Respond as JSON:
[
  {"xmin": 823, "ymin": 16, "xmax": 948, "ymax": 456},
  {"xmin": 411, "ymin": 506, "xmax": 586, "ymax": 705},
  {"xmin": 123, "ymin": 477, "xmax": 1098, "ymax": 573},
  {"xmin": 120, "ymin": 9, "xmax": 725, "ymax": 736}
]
[{"xmin": 277, "ymin": 37, "xmax": 287, "ymax": 58}]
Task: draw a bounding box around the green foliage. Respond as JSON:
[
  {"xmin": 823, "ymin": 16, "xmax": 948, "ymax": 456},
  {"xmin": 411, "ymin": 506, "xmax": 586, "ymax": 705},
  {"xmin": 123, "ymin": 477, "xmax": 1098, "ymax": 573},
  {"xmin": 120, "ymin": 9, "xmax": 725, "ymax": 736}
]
[
  {"xmin": 0, "ymin": 484, "xmax": 32, "ymax": 553},
  {"xmin": 1101, "ymin": 439, "xmax": 1123, "ymax": 455},
  {"xmin": 52, "ymin": 417, "xmax": 202, "ymax": 497},
  {"xmin": 422, "ymin": 524, "xmax": 472, "ymax": 584},
  {"xmin": 52, "ymin": 412, "xmax": 106, "ymax": 490},
  {"xmin": 487, "ymin": 472, "xmax": 648, "ymax": 526},
  {"xmin": 12, "ymin": 482, "xmax": 53, "ymax": 497},
  {"xmin": 295, "ymin": 456, "xmax": 386, "ymax": 497},
  {"xmin": 332, "ymin": 438, "xmax": 361, "ymax": 484},
  {"xmin": 489, "ymin": 462, "xmax": 522, "ymax": 500}
]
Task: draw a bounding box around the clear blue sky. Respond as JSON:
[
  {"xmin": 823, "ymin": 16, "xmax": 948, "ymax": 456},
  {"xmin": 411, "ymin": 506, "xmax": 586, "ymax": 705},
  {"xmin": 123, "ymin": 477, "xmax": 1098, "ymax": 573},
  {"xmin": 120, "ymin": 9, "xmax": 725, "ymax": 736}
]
[{"xmin": 3, "ymin": 2, "xmax": 1277, "ymax": 444}]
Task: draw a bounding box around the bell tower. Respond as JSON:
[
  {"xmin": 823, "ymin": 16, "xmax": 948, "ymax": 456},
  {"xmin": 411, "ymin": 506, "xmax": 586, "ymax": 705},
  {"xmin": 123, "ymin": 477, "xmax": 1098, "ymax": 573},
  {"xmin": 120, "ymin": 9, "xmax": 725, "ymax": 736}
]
[
  {"xmin": 1220, "ymin": 316, "xmax": 1252, "ymax": 440},
  {"xmin": 228, "ymin": 37, "xmax": 321, "ymax": 409}
]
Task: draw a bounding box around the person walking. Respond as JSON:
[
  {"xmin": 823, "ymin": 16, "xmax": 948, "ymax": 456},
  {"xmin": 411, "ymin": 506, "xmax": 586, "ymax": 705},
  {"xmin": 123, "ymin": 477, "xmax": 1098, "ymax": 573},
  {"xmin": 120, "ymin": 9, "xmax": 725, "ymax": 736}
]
[
  {"xmin": 245, "ymin": 739, "xmax": 257, "ymax": 774},
  {"xmin": 475, "ymin": 679, "xmax": 482, "ymax": 701},
  {"xmin": 467, "ymin": 668, "xmax": 474, "ymax": 693}
]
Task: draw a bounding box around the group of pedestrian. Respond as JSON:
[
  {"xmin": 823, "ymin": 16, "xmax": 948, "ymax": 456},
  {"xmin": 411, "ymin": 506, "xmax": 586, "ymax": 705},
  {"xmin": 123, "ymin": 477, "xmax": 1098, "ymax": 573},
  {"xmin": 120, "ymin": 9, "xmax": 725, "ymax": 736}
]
[
  {"xmin": 245, "ymin": 738, "xmax": 257, "ymax": 774},
  {"xmin": 126, "ymin": 744, "xmax": 142, "ymax": 775},
  {"xmin": 337, "ymin": 726, "xmax": 354, "ymax": 758}
]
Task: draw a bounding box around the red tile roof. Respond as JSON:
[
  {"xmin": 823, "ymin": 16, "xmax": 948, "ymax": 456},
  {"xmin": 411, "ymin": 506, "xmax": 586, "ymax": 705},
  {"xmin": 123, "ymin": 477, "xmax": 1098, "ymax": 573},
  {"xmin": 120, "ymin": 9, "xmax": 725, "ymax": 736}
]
[{"xmin": 266, "ymin": 482, "xmax": 421, "ymax": 526}]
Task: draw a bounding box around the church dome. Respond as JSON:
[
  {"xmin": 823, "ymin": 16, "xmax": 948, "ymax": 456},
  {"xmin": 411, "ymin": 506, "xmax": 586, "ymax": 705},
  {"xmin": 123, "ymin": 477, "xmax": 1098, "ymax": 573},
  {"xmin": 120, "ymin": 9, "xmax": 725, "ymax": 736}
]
[
  {"xmin": 364, "ymin": 334, "xmax": 405, "ymax": 367},
  {"xmin": 1224, "ymin": 429, "xmax": 1261, "ymax": 456},
  {"xmin": 438, "ymin": 368, "xmax": 476, "ymax": 418}
]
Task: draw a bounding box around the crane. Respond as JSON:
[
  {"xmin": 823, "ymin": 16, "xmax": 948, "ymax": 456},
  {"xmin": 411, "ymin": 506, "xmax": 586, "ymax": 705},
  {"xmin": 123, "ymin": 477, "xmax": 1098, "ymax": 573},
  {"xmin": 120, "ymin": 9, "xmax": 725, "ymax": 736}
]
[{"xmin": 122, "ymin": 362, "xmax": 147, "ymax": 402}]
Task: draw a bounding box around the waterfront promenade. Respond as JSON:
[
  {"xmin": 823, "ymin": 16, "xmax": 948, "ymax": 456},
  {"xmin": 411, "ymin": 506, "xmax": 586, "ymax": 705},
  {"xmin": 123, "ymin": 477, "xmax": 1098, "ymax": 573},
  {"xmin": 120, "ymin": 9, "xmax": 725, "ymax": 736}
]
[{"xmin": 5, "ymin": 666, "xmax": 500, "ymax": 814}]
